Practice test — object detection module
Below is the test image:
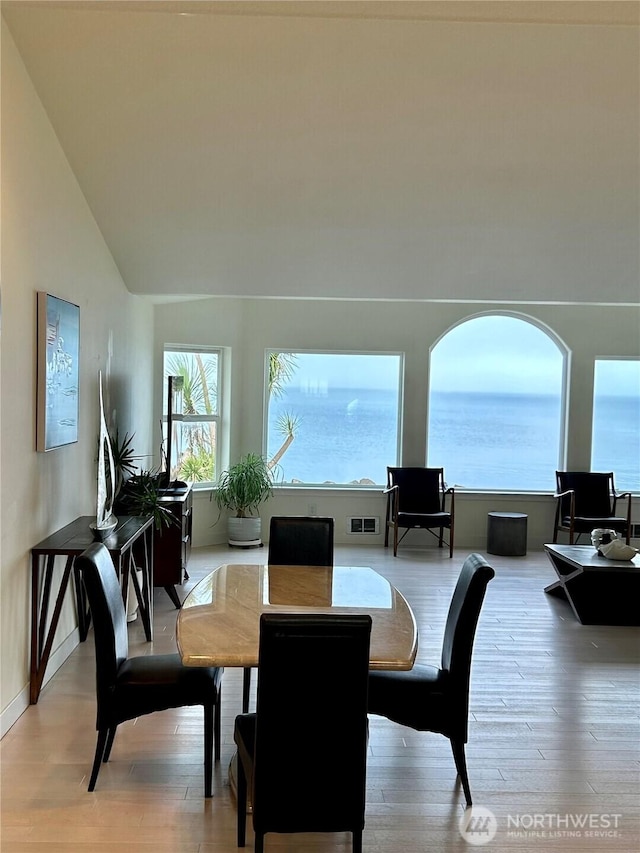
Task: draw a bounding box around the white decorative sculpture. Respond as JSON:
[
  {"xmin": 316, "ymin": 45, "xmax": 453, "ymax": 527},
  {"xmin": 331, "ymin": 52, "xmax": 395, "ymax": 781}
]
[{"xmin": 91, "ymin": 371, "xmax": 117, "ymax": 540}]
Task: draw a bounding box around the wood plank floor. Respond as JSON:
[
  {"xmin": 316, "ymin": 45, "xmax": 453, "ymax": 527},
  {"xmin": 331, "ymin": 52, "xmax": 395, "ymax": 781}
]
[{"xmin": 2, "ymin": 544, "xmax": 639, "ymax": 852}]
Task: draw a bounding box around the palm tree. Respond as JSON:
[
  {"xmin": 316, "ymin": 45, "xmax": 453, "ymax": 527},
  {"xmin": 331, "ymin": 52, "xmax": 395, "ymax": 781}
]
[
  {"xmin": 267, "ymin": 353, "xmax": 300, "ymax": 469},
  {"xmin": 165, "ymin": 353, "xmax": 217, "ymax": 482},
  {"xmin": 268, "ymin": 412, "xmax": 300, "ymax": 470},
  {"xmin": 163, "ymin": 351, "xmax": 300, "ymax": 481},
  {"xmin": 268, "ymin": 351, "xmax": 298, "ymax": 398}
]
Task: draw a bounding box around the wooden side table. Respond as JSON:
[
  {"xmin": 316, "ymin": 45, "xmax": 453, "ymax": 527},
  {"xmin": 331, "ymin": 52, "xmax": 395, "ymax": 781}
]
[{"xmin": 30, "ymin": 515, "xmax": 154, "ymax": 704}]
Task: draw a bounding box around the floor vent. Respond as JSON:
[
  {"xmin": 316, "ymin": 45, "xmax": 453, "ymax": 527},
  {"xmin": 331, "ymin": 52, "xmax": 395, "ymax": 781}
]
[
  {"xmin": 631, "ymin": 523, "xmax": 640, "ymax": 539},
  {"xmin": 348, "ymin": 517, "xmax": 380, "ymax": 534}
]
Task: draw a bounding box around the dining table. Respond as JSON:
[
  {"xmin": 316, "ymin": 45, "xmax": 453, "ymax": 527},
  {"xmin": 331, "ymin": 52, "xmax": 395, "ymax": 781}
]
[
  {"xmin": 177, "ymin": 562, "xmax": 417, "ymax": 807},
  {"xmin": 176, "ymin": 562, "xmax": 418, "ymax": 671}
]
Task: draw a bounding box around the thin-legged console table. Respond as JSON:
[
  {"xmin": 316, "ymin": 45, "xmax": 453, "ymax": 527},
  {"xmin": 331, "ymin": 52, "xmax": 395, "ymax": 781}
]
[
  {"xmin": 30, "ymin": 515, "xmax": 154, "ymax": 704},
  {"xmin": 544, "ymin": 544, "xmax": 640, "ymax": 626}
]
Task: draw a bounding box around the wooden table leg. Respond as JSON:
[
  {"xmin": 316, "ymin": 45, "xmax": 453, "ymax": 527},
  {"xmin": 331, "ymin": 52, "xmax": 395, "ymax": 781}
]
[
  {"xmin": 37, "ymin": 556, "xmax": 55, "ymax": 657},
  {"xmin": 136, "ymin": 526, "xmax": 153, "ymax": 641},
  {"xmin": 30, "ymin": 554, "xmax": 44, "ymax": 705},
  {"xmin": 124, "ymin": 526, "xmax": 154, "ymax": 641},
  {"xmin": 164, "ymin": 585, "xmax": 182, "ymax": 609},
  {"xmin": 73, "ymin": 561, "xmax": 91, "ymax": 641},
  {"xmin": 30, "ymin": 554, "xmax": 74, "ymax": 704}
]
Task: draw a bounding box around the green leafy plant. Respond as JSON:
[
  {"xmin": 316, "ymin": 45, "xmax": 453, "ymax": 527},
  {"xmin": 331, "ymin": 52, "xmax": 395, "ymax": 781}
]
[
  {"xmin": 109, "ymin": 430, "xmax": 139, "ymax": 498},
  {"xmin": 108, "ymin": 432, "xmax": 177, "ymax": 531},
  {"xmin": 116, "ymin": 469, "xmax": 177, "ymax": 531},
  {"xmin": 215, "ymin": 453, "xmax": 274, "ymax": 518}
]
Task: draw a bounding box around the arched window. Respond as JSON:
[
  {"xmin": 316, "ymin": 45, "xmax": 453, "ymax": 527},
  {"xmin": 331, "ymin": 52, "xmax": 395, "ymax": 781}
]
[{"xmin": 427, "ymin": 314, "xmax": 566, "ymax": 491}]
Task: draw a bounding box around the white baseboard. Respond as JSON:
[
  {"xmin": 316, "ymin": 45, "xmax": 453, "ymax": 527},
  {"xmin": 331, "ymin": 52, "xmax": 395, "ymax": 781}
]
[{"xmin": 1, "ymin": 628, "xmax": 80, "ymax": 738}]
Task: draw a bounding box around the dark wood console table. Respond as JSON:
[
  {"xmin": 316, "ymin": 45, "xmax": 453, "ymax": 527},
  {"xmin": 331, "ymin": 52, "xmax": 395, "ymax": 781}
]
[
  {"xmin": 544, "ymin": 544, "xmax": 640, "ymax": 626},
  {"xmin": 154, "ymin": 484, "xmax": 192, "ymax": 608},
  {"xmin": 30, "ymin": 515, "xmax": 154, "ymax": 704}
]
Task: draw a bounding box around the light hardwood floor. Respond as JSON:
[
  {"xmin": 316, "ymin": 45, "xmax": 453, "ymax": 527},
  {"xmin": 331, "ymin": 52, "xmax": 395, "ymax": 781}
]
[{"xmin": 2, "ymin": 544, "xmax": 639, "ymax": 852}]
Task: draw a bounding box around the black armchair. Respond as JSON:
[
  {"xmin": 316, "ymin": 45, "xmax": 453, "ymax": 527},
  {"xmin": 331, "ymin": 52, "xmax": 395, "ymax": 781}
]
[
  {"xmin": 234, "ymin": 613, "xmax": 372, "ymax": 853},
  {"xmin": 384, "ymin": 466, "xmax": 455, "ymax": 557},
  {"xmin": 241, "ymin": 515, "xmax": 335, "ymax": 713},
  {"xmin": 76, "ymin": 542, "xmax": 223, "ymax": 795},
  {"xmin": 553, "ymin": 471, "xmax": 632, "ymax": 545},
  {"xmin": 368, "ymin": 553, "xmax": 494, "ymax": 806}
]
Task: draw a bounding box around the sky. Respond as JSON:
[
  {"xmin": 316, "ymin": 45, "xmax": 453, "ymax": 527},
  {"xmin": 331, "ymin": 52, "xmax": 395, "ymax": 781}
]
[
  {"xmin": 594, "ymin": 358, "xmax": 640, "ymax": 397},
  {"xmin": 282, "ymin": 352, "xmax": 401, "ymax": 392},
  {"xmin": 274, "ymin": 316, "xmax": 639, "ymax": 396},
  {"xmin": 430, "ymin": 315, "xmax": 564, "ymax": 394}
]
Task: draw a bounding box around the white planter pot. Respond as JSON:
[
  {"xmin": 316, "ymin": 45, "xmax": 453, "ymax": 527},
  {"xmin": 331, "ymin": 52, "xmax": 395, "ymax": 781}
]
[
  {"xmin": 228, "ymin": 516, "xmax": 262, "ymax": 548},
  {"xmin": 126, "ymin": 567, "xmax": 144, "ymax": 622}
]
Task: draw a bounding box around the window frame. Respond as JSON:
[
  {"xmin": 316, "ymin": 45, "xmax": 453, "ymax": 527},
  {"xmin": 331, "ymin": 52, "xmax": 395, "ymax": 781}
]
[
  {"xmin": 426, "ymin": 310, "xmax": 569, "ymax": 493},
  {"xmin": 263, "ymin": 348, "xmax": 404, "ymax": 488},
  {"xmin": 163, "ymin": 344, "xmax": 222, "ymax": 489},
  {"xmin": 590, "ymin": 356, "xmax": 639, "ymax": 494}
]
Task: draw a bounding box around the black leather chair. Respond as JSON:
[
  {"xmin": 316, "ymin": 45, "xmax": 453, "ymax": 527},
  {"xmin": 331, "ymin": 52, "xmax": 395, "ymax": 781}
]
[
  {"xmin": 384, "ymin": 467, "xmax": 455, "ymax": 557},
  {"xmin": 241, "ymin": 515, "xmax": 335, "ymax": 713},
  {"xmin": 76, "ymin": 542, "xmax": 223, "ymax": 796},
  {"xmin": 234, "ymin": 613, "xmax": 371, "ymax": 853},
  {"xmin": 368, "ymin": 553, "xmax": 494, "ymax": 806},
  {"xmin": 553, "ymin": 471, "xmax": 632, "ymax": 544},
  {"xmin": 267, "ymin": 515, "xmax": 334, "ymax": 566}
]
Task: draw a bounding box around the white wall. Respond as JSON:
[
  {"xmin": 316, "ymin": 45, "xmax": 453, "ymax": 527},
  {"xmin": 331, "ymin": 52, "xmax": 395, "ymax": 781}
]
[
  {"xmin": 155, "ymin": 298, "xmax": 639, "ymax": 550},
  {"xmin": 0, "ymin": 22, "xmax": 155, "ymax": 733}
]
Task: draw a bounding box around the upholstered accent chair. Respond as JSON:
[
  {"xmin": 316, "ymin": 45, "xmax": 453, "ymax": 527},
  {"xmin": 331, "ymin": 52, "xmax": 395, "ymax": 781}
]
[
  {"xmin": 384, "ymin": 467, "xmax": 455, "ymax": 557},
  {"xmin": 553, "ymin": 471, "xmax": 632, "ymax": 545}
]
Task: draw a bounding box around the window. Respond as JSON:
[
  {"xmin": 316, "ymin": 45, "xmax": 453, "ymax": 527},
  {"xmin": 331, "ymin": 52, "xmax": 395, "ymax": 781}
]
[
  {"xmin": 265, "ymin": 351, "xmax": 403, "ymax": 486},
  {"xmin": 591, "ymin": 358, "xmax": 639, "ymax": 493},
  {"xmin": 163, "ymin": 347, "xmax": 220, "ymax": 486},
  {"xmin": 427, "ymin": 314, "xmax": 565, "ymax": 491}
]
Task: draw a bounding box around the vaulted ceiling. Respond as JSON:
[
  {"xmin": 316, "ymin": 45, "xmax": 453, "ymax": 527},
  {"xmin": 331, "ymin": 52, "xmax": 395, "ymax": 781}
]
[{"xmin": 3, "ymin": 1, "xmax": 639, "ymax": 304}]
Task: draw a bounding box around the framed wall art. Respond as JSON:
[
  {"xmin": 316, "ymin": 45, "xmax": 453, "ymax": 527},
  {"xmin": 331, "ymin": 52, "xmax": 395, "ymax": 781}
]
[{"xmin": 36, "ymin": 291, "xmax": 80, "ymax": 452}]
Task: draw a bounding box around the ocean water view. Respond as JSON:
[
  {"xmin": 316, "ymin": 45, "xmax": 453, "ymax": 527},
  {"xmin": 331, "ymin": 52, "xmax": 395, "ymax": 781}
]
[{"xmin": 267, "ymin": 389, "xmax": 639, "ymax": 492}]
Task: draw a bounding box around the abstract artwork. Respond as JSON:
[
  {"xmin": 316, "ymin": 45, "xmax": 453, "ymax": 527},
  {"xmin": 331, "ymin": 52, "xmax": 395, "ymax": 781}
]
[
  {"xmin": 90, "ymin": 370, "xmax": 118, "ymax": 539},
  {"xmin": 36, "ymin": 292, "xmax": 80, "ymax": 451}
]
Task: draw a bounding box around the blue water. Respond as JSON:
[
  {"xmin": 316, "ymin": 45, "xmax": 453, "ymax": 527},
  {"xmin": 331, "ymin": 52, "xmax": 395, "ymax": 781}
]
[
  {"xmin": 267, "ymin": 389, "xmax": 639, "ymax": 491},
  {"xmin": 428, "ymin": 391, "xmax": 565, "ymax": 491},
  {"xmin": 592, "ymin": 394, "xmax": 640, "ymax": 491},
  {"xmin": 268, "ymin": 388, "xmax": 399, "ymax": 486}
]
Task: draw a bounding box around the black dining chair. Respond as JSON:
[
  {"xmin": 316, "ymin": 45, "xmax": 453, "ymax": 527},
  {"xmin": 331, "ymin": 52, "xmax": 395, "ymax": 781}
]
[
  {"xmin": 267, "ymin": 515, "xmax": 334, "ymax": 566},
  {"xmin": 553, "ymin": 471, "xmax": 632, "ymax": 544},
  {"xmin": 241, "ymin": 515, "xmax": 335, "ymax": 713},
  {"xmin": 76, "ymin": 542, "xmax": 223, "ymax": 796},
  {"xmin": 234, "ymin": 613, "xmax": 372, "ymax": 853},
  {"xmin": 368, "ymin": 553, "xmax": 494, "ymax": 806}
]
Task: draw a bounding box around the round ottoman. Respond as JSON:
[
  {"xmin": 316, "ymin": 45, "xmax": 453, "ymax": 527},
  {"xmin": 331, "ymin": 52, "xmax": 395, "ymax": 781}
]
[{"xmin": 487, "ymin": 512, "xmax": 528, "ymax": 556}]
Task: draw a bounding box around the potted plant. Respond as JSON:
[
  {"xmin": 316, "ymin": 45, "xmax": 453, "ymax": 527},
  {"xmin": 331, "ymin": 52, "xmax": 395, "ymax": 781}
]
[
  {"xmin": 117, "ymin": 469, "xmax": 177, "ymax": 531},
  {"xmin": 110, "ymin": 431, "xmax": 176, "ymax": 531},
  {"xmin": 215, "ymin": 453, "xmax": 274, "ymax": 546}
]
